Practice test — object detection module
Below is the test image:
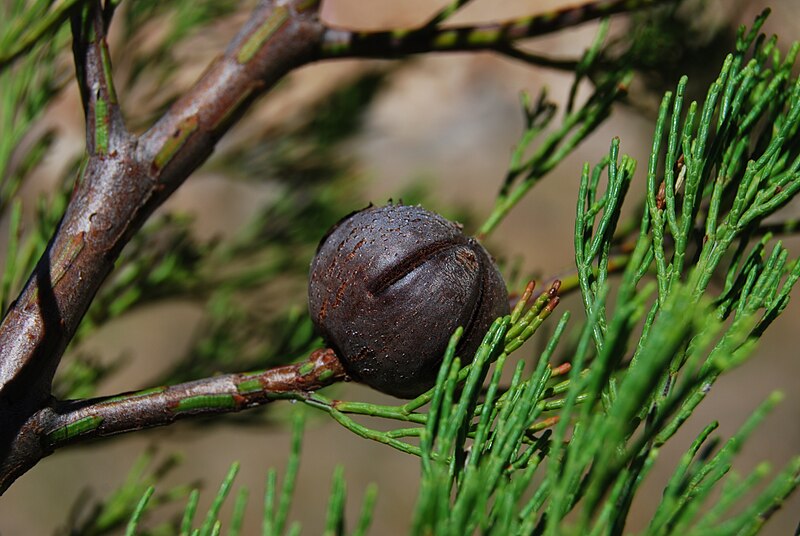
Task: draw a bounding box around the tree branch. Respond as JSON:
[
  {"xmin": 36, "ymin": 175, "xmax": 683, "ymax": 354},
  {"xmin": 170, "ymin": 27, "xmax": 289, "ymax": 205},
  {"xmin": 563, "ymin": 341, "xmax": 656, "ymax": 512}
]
[
  {"xmin": 0, "ymin": 348, "xmax": 345, "ymax": 493},
  {"xmin": 319, "ymin": 0, "xmax": 673, "ymax": 60},
  {"xmin": 0, "ymin": 0, "xmax": 85, "ymax": 70},
  {"xmin": 45, "ymin": 348, "xmax": 345, "ymax": 447}
]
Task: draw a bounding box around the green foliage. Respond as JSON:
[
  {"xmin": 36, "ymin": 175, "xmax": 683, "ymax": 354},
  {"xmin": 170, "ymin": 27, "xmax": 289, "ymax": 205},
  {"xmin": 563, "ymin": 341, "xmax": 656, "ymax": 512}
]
[
  {"xmin": 121, "ymin": 0, "xmax": 242, "ymax": 47},
  {"xmin": 114, "ymin": 412, "xmax": 377, "ymax": 536},
  {"xmin": 1, "ymin": 1, "xmax": 799, "ymax": 535},
  {"xmin": 479, "ymin": 19, "xmax": 629, "ymax": 236},
  {"xmin": 177, "ymin": 10, "xmax": 797, "ymax": 535},
  {"xmin": 0, "ymin": 2, "xmax": 71, "ymax": 316},
  {"xmin": 117, "ymin": 0, "xmax": 245, "ymax": 128},
  {"xmin": 0, "ymin": 2, "xmax": 68, "ymax": 206},
  {"xmin": 61, "ymin": 450, "xmax": 189, "ymax": 536},
  {"xmin": 410, "ymin": 10, "xmax": 800, "ymax": 534},
  {"xmin": 0, "ymin": 166, "xmax": 72, "ymax": 318},
  {"xmin": 0, "ymin": 0, "xmax": 79, "ymax": 69},
  {"xmin": 609, "ymin": 0, "xmax": 733, "ymax": 90},
  {"xmin": 306, "ymin": 72, "xmax": 386, "ymax": 149}
]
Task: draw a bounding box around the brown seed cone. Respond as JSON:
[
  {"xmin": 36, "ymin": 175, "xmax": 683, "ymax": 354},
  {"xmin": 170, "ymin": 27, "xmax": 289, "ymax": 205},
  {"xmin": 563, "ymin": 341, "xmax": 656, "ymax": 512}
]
[{"xmin": 308, "ymin": 203, "xmax": 509, "ymax": 398}]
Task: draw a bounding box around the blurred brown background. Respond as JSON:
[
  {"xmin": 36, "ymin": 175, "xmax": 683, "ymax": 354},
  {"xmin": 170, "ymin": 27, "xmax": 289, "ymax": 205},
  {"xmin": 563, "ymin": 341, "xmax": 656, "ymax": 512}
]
[{"xmin": 1, "ymin": 0, "xmax": 799, "ymax": 534}]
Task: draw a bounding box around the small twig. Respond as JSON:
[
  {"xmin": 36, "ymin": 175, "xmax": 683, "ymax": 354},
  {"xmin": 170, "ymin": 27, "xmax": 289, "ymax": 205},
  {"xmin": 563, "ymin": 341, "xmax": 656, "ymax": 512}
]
[
  {"xmin": 422, "ymin": 0, "xmax": 474, "ymax": 30},
  {"xmin": 496, "ymin": 46, "xmax": 582, "ymax": 72},
  {"xmin": 70, "ymin": 1, "xmax": 127, "ymax": 156}
]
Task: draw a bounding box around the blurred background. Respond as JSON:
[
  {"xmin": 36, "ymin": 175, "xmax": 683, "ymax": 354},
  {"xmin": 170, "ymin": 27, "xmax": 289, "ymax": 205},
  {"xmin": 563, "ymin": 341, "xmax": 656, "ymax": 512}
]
[{"xmin": 0, "ymin": 0, "xmax": 798, "ymax": 534}]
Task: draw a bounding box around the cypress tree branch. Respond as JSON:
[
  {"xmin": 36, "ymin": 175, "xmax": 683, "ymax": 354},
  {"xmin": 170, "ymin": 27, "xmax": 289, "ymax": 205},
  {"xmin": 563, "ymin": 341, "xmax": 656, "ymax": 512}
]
[
  {"xmin": 0, "ymin": 0, "xmax": 677, "ymax": 495},
  {"xmin": 319, "ymin": 0, "xmax": 673, "ymax": 60},
  {"xmin": 0, "ymin": 348, "xmax": 345, "ymax": 493},
  {"xmin": 46, "ymin": 348, "xmax": 345, "ymax": 448}
]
